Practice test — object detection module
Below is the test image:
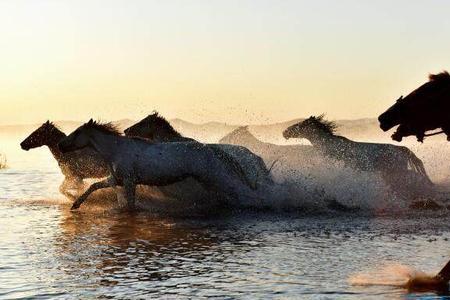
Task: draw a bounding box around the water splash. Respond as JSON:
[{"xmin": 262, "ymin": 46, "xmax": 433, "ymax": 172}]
[{"xmin": 348, "ymin": 262, "xmax": 430, "ymax": 287}]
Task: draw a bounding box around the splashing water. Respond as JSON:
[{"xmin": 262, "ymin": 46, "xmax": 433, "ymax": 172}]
[{"xmin": 348, "ymin": 263, "xmax": 430, "ymax": 287}]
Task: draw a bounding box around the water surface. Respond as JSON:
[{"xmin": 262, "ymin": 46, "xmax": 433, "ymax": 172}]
[{"xmin": 1, "ymin": 137, "xmax": 450, "ymax": 299}]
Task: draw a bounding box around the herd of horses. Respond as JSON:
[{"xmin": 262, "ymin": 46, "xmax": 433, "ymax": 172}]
[
  {"xmin": 18, "ymin": 71, "xmax": 449, "ymax": 211},
  {"xmin": 16, "ymin": 70, "xmax": 450, "ymax": 291}
]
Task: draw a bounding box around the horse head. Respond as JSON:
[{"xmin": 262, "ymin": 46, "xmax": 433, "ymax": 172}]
[
  {"xmin": 378, "ymin": 96, "xmax": 407, "ymax": 132},
  {"xmin": 20, "ymin": 121, "xmax": 64, "ymax": 151},
  {"xmin": 379, "ymin": 71, "xmax": 450, "ymax": 141}
]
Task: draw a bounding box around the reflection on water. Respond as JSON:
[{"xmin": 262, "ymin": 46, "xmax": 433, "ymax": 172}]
[
  {"xmin": 2, "ymin": 200, "xmax": 450, "ymax": 299},
  {"xmin": 3, "ymin": 135, "xmax": 450, "ymax": 298}
]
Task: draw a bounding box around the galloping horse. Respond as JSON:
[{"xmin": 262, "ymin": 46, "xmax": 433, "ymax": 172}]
[
  {"xmin": 58, "ymin": 120, "xmax": 261, "ymax": 210},
  {"xmin": 124, "ymin": 112, "xmax": 274, "ymax": 188},
  {"xmin": 283, "ymin": 115, "xmax": 433, "ymax": 187},
  {"xmin": 20, "ymin": 121, "xmax": 109, "ymax": 196},
  {"xmin": 219, "ymin": 125, "xmax": 316, "ymax": 164},
  {"xmin": 379, "ymin": 71, "xmax": 450, "ymax": 290},
  {"xmin": 379, "ymin": 71, "xmax": 450, "ymax": 142}
]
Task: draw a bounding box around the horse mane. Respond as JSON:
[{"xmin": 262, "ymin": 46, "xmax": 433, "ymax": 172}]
[
  {"xmin": 85, "ymin": 120, "xmax": 121, "ymax": 136},
  {"xmin": 428, "ymin": 71, "xmax": 450, "ymax": 82},
  {"xmin": 221, "ymin": 126, "xmax": 249, "ymax": 139},
  {"xmin": 310, "ymin": 115, "xmax": 338, "ymax": 135},
  {"xmin": 41, "ymin": 121, "xmax": 65, "ymax": 136},
  {"xmin": 146, "ymin": 111, "xmax": 183, "ymax": 137},
  {"xmin": 219, "ymin": 125, "xmax": 262, "ymax": 144}
]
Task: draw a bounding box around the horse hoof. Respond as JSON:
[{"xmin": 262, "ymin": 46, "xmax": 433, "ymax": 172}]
[{"xmin": 71, "ymin": 204, "xmax": 80, "ymax": 210}]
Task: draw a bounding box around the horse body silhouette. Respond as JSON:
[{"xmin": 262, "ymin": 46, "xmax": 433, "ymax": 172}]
[
  {"xmin": 378, "ymin": 71, "xmax": 450, "ymax": 142},
  {"xmin": 283, "ymin": 115, "xmax": 433, "ymax": 187},
  {"xmin": 124, "ymin": 113, "xmax": 274, "ymax": 188},
  {"xmin": 379, "ymin": 71, "xmax": 450, "ymax": 289},
  {"xmin": 59, "ymin": 120, "xmax": 261, "ymax": 210},
  {"xmin": 20, "ymin": 121, "xmax": 109, "ymax": 196},
  {"xmin": 219, "ymin": 125, "xmax": 316, "ymax": 165}
]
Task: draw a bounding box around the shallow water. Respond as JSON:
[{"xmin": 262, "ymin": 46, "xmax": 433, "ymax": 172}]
[
  {"xmin": 2, "ymin": 198, "xmax": 450, "ymax": 299},
  {"xmin": 2, "ymin": 137, "xmax": 450, "ymax": 299}
]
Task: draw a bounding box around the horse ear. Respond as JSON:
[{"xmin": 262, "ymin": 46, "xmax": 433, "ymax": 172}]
[
  {"xmin": 45, "ymin": 120, "xmax": 50, "ymax": 125},
  {"xmin": 87, "ymin": 119, "xmax": 94, "ymax": 125}
]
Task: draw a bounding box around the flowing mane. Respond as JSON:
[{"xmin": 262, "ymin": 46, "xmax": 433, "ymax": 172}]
[
  {"xmin": 429, "ymin": 71, "xmax": 450, "ymax": 82},
  {"xmin": 219, "ymin": 126, "xmax": 257, "ymax": 144},
  {"xmin": 146, "ymin": 112, "xmax": 183, "ymax": 137},
  {"xmin": 46, "ymin": 121, "xmax": 61, "ymax": 130},
  {"xmin": 310, "ymin": 115, "xmax": 337, "ymax": 135},
  {"xmin": 84, "ymin": 120, "xmax": 121, "ymax": 136}
]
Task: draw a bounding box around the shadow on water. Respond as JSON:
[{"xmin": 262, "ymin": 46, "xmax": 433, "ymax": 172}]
[
  {"xmin": 4, "ymin": 199, "xmax": 450, "ymax": 298},
  {"xmin": 53, "ymin": 208, "xmax": 261, "ymax": 298}
]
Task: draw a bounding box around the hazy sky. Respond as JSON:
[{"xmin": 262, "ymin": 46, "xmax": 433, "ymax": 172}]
[{"xmin": 1, "ymin": 0, "xmax": 450, "ymax": 125}]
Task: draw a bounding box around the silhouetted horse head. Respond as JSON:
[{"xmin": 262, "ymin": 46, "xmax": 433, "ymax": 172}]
[
  {"xmin": 378, "ymin": 71, "xmax": 450, "ymax": 142},
  {"xmin": 20, "ymin": 121, "xmax": 65, "ymax": 151},
  {"xmin": 378, "ymin": 95, "xmax": 407, "ymax": 132},
  {"xmin": 283, "ymin": 115, "xmax": 336, "ymax": 140},
  {"xmin": 124, "ymin": 112, "xmax": 183, "ymax": 141}
]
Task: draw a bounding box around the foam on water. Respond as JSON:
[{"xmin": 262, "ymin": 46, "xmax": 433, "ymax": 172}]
[
  {"xmin": 1, "ymin": 133, "xmax": 449, "ymax": 216},
  {"xmin": 348, "ymin": 262, "xmax": 430, "ymax": 287}
]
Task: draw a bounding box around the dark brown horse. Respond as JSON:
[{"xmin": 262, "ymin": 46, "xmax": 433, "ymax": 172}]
[
  {"xmin": 380, "ymin": 73, "xmax": 450, "ymax": 288},
  {"xmin": 378, "ymin": 71, "xmax": 450, "ymax": 142},
  {"xmin": 20, "ymin": 121, "xmax": 109, "ymax": 196}
]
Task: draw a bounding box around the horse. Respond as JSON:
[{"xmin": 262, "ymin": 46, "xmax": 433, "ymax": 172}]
[
  {"xmin": 124, "ymin": 113, "xmax": 195, "ymax": 143},
  {"xmin": 20, "ymin": 121, "xmax": 109, "ymax": 196},
  {"xmin": 124, "ymin": 112, "xmax": 275, "ymax": 188},
  {"xmin": 58, "ymin": 119, "xmax": 261, "ymax": 210},
  {"xmin": 378, "ymin": 71, "xmax": 450, "ymax": 142},
  {"xmin": 219, "ymin": 126, "xmax": 317, "ymax": 166},
  {"xmin": 283, "ymin": 115, "xmax": 433, "ymax": 188}
]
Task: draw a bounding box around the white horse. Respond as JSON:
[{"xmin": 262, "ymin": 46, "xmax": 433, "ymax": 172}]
[
  {"xmin": 123, "ymin": 112, "xmax": 276, "ymax": 188},
  {"xmin": 58, "ymin": 120, "xmax": 260, "ymax": 210}
]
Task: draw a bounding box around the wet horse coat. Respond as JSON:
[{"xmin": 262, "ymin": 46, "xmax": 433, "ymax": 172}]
[
  {"xmin": 283, "ymin": 115, "xmax": 433, "ymax": 187},
  {"xmin": 59, "ymin": 120, "xmax": 261, "ymax": 209},
  {"xmin": 20, "ymin": 121, "xmax": 109, "ymax": 196},
  {"xmin": 124, "ymin": 113, "xmax": 275, "ymax": 188}
]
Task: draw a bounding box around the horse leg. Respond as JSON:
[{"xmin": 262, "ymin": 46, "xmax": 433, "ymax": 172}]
[
  {"xmin": 71, "ymin": 179, "xmax": 112, "ymax": 210},
  {"xmin": 123, "ymin": 179, "xmax": 136, "ymax": 211}
]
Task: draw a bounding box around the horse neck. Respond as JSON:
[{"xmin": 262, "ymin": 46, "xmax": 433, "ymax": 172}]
[
  {"xmin": 88, "ymin": 132, "xmax": 122, "ymax": 161},
  {"xmin": 46, "ymin": 129, "xmax": 67, "ymax": 162},
  {"xmin": 154, "ymin": 126, "xmax": 183, "ymax": 142},
  {"xmin": 305, "ymin": 131, "xmax": 337, "ymax": 148}
]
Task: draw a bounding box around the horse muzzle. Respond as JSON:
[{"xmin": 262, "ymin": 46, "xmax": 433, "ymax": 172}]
[
  {"xmin": 20, "ymin": 142, "xmax": 30, "ymax": 151},
  {"xmin": 378, "ymin": 118, "xmax": 396, "ymax": 131},
  {"xmin": 282, "ymin": 131, "xmax": 292, "ymax": 140}
]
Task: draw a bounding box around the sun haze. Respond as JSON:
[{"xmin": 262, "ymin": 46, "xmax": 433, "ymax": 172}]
[{"xmin": 1, "ymin": 0, "xmax": 450, "ymax": 125}]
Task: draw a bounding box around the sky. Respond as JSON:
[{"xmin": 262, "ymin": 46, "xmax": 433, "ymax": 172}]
[{"xmin": 1, "ymin": 0, "xmax": 450, "ymax": 125}]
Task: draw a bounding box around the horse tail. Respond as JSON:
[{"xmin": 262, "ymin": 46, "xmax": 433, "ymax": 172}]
[
  {"xmin": 404, "ymin": 148, "xmax": 433, "ymax": 185},
  {"xmin": 208, "ymin": 146, "xmax": 257, "ymax": 190}
]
